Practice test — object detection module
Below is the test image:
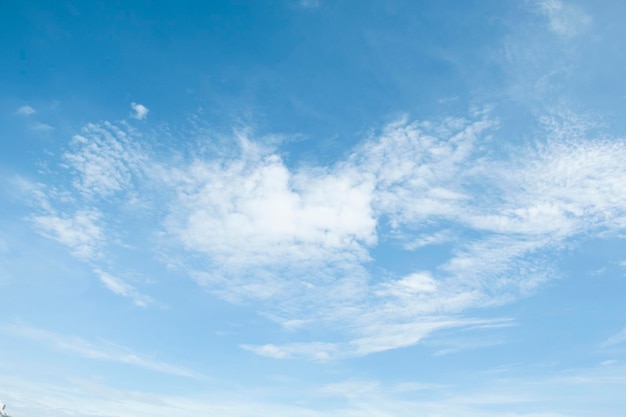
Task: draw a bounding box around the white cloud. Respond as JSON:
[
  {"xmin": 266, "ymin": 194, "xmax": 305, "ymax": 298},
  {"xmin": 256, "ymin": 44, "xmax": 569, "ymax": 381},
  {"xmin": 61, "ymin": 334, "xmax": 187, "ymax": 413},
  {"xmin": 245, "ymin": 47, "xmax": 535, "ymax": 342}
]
[
  {"xmin": 402, "ymin": 229, "xmax": 453, "ymax": 250},
  {"xmin": 162, "ymin": 134, "xmax": 377, "ymax": 302},
  {"xmin": 26, "ymin": 109, "xmax": 626, "ymax": 359},
  {"xmin": 354, "ymin": 115, "xmax": 492, "ymax": 227},
  {"xmin": 96, "ymin": 270, "xmax": 155, "ymax": 307},
  {"xmin": 16, "ymin": 105, "xmax": 36, "ymax": 116},
  {"xmin": 31, "ymin": 209, "xmax": 104, "ymax": 261},
  {"xmin": 18, "ymin": 123, "xmax": 154, "ymax": 305},
  {"xmin": 377, "ymin": 272, "xmax": 438, "ymax": 296},
  {"xmin": 469, "ymin": 123, "xmax": 626, "ymax": 238},
  {"xmin": 240, "ymin": 343, "xmax": 293, "ymax": 359},
  {"xmin": 242, "ymin": 318, "xmax": 511, "ymax": 360},
  {"xmin": 3, "ymin": 323, "xmax": 199, "ymax": 379},
  {"xmin": 64, "ymin": 122, "xmax": 145, "ymax": 197},
  {"xmin": 235, "ymin": 110, "xmax": 626, "ymax": 359},
  {"xmin": 537, "ymin": 0, "xmax": 592, "ymax": 38},
  {"xmin": 159, "ymin": 116, "xmax": 495, "ymax": 319},
  {"xmin": 13, "ymin": 105, "xmax": 55, "ymax": 129},
  {"xmin": 31, "ymin": 121, "xmax": 55, "ymax": 131},
  {"xmin": 165, "ymin": 152, "xmax": 376, "ymax": 268},
  {"xmin": 241, "ymin": 341, "xmax": 342, "ymax": 361},
  {"xmin": 130, "ymin": 102, "xmax": 149, "ymax": 120},
  {"xmin": 602, "ymin": 329, "xmax": 626, "ymax": 348}
]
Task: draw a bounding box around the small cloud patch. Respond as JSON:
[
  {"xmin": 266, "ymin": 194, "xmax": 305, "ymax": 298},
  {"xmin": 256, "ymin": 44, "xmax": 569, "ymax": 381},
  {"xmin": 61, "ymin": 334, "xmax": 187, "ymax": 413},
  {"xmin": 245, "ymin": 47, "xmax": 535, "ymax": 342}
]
[
  {"xmin": 16, "ymin": 105, "xmax": 36, "ymax": 116},
  {"xmin": 31, "ymin": 122, "xmax": 55, "ymax": 132},
  {"xmin": 130, "ymin": 102, "xmax": 149, "ymax": 120}
]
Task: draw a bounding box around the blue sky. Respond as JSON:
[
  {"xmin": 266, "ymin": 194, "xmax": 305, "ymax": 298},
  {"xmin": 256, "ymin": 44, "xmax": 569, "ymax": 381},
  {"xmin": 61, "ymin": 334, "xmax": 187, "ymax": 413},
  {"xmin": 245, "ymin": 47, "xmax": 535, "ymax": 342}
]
[{"xmin": 1, "ymin": 0, "xmax": 626, "ymax": 416}]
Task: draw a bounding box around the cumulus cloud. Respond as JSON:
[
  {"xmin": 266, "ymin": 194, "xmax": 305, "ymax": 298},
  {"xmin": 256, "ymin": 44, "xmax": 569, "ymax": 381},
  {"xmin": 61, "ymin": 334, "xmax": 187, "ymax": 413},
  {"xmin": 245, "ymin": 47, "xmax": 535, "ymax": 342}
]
[
  {"xmin": 131, "ymin": 102, "xmax": 149, "ymax": 120},
  {"xmin": 159, "ymin": 133, "xmax": 377, "ymax": 303},
  {"xmin": 166, "ymin": 152, "xmax": 376, "ymax": 267}
]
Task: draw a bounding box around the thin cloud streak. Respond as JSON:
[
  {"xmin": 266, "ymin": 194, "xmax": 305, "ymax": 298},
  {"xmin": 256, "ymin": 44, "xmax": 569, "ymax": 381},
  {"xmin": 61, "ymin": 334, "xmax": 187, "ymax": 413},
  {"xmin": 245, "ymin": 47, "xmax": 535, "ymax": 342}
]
[
  {"xmin": 601, "ymin": 328, "xmax": 626, "ymax": 348},
  {"xmin": 15, "ymin": 105, "xmax": 36, "ymax": 116},
  {"xmin": 2, "ymin": 361, "xmax": 625, "ymax": 417},
  {"xmin": 537, "ymin": 0, "xmax": 592, "ymax": 38},
  {"xmin": 3, "ymin": 323, "xmax": 201, "ymax": 379},
  {"xmin": 30, "ymin": 209, "xmax": 104, "ymax": 261},
  {"xmin": 95, "ymin": 270, "xmax": 155, "ymax": 308}
]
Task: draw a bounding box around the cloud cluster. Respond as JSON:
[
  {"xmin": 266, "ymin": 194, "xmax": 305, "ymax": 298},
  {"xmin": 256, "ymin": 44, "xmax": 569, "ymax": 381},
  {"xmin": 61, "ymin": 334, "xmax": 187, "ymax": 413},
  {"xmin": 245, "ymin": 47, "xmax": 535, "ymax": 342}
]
[
  {"xmin": 64, "ymin": 122, "xmax": 146, "ymax": 198},
  {"xmin": 21, "ymin": 122, "xmax": 152, "ymax": 305},
  {"xmin": 23, "ymin": 106, "xmax": 626, "ymax": 359}
]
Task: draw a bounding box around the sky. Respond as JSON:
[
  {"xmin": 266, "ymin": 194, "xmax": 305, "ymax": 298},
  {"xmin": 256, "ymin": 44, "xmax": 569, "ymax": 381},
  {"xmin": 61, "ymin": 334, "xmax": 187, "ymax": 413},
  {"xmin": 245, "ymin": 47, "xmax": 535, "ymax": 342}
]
[{"xmin": 1, "ymin": 0, "xmax": 626, "ymax": 416}]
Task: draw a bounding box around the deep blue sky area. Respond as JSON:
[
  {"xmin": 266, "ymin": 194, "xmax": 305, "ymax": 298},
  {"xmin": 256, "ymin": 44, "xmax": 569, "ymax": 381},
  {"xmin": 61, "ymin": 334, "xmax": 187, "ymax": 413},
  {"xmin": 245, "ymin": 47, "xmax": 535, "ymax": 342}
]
[{"xmin": 1, "ymin": 1, "xmax": 514, "ymax": 136}]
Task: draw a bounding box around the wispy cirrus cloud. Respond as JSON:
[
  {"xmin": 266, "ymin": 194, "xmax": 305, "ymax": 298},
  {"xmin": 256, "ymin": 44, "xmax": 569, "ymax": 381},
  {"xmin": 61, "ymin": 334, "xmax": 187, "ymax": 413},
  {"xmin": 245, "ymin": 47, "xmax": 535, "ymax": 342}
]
[
  {"xmin": 30, "ymin": 209, "xmax": 104, "ymax": 261},
  {"xmin": 601, "ymin": 329, "xmax": 626, "ymax": 349},
  {"xmin": 2, "ymin": 361, "xmax": 625, "ymax": 417},
  {"xmin": 242, "ymin": 318, "xmax": 513, "ymax": 360},
  {"xmin": 537, "ymin": 0, "xmax": 592, "ymax": 38},
  {"xmin": 18, "ymin": 121, "xmax": 154, "ymax": 306},
  {"xmin": 95, "ymin": 270, "xmax": 155, "ymax": 308},
  {"xmin": 355, "ymin": 115, "xmax": 492, "ymax": 227},
  {"xmin": 3, "ymin": 323, "xmax": 199, "ymax": 379}
]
